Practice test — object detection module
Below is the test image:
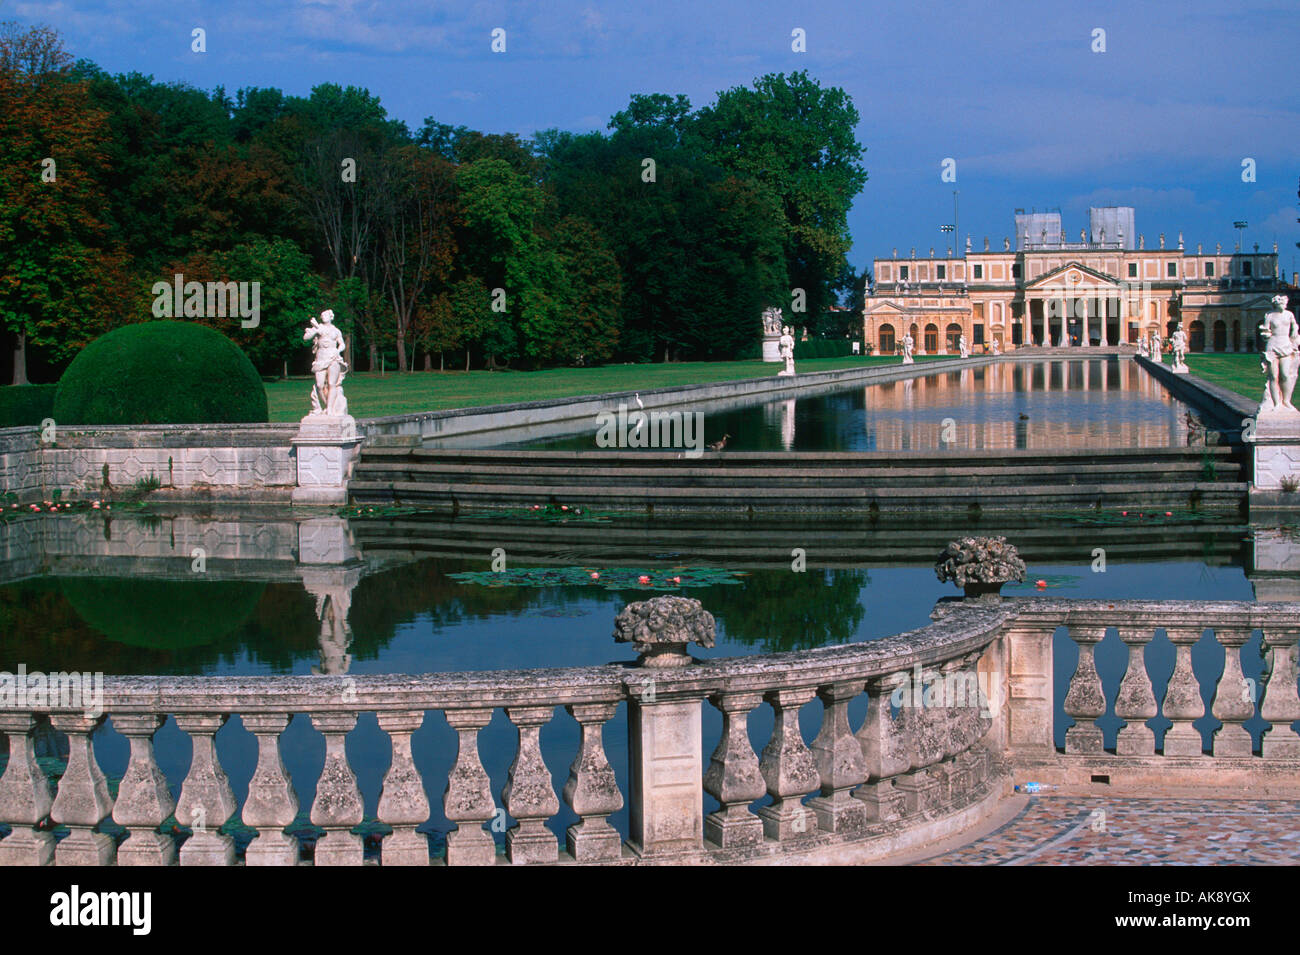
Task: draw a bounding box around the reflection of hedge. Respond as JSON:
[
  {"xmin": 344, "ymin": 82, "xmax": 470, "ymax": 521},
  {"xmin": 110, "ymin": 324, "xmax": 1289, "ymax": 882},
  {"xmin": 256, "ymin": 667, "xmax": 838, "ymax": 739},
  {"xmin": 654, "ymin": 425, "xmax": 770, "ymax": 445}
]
[
  {"xmin": 0, "ymin": 385, "xmax": 57, "ymax": 427},
  {"xmin": 61, "ymin": 577, "xmax": 266, "ymax": 649},
  {"xmin": 793, "ymin": 339, "xmax": 854, "ymax": 360},
  {"xmin": 54, "ymin": 321, "xmax": 267, "ymax": 425}
]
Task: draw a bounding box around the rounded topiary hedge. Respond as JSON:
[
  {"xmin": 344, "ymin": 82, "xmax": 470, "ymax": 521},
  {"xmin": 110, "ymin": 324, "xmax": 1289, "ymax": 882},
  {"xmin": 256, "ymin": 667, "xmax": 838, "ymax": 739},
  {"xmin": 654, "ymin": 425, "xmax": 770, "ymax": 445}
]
[{"xmin": 54, "ymin": 321, "xmax": 268, "ymax": 425}]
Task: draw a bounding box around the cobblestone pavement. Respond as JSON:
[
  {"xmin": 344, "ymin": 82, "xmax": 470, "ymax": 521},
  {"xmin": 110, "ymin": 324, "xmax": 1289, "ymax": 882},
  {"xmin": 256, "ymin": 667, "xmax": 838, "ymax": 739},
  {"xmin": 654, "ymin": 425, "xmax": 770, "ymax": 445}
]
[{"xmin": 915, "ymin": 797, "xmax": 1300, "ymax": 865}]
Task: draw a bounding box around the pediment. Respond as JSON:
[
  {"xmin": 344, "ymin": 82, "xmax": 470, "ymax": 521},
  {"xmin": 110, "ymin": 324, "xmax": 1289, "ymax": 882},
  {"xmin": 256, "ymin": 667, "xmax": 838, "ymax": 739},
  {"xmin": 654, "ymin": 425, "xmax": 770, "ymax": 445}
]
[{"xmin": 1024, "ymin": 261, "xmax": 1121, "ymax": 291}]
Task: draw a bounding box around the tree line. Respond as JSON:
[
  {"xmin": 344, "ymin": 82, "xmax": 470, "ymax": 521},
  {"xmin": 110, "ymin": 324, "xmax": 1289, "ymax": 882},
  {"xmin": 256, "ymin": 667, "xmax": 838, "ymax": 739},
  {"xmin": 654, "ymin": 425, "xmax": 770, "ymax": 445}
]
[{"xmin": 0, "ymin": 21, "xmax": 868, "ymax": 385}]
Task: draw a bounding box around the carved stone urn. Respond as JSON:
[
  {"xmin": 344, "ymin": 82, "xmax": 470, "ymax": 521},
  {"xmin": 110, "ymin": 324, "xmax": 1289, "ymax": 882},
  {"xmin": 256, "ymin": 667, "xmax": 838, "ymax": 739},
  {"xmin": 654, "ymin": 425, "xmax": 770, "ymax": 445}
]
[
  {"xmin": 614, "ymin": 595, "xmax": 716, "ymax": 667},
  {"xmin": 934, "ymin": 536, "xmax": 1027, "ymax": 603}
]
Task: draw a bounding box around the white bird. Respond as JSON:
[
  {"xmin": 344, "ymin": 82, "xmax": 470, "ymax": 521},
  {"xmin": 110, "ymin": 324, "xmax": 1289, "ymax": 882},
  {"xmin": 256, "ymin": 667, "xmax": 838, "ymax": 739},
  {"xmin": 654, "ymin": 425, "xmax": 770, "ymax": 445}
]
[{"xmin": 631, "ymin": 392, "xmax": 645, "ymax": 440}]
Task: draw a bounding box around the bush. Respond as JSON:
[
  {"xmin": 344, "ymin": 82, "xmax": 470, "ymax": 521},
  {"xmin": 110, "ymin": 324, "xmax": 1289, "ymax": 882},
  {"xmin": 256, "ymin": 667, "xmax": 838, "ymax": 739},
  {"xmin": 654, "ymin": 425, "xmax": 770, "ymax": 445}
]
[
  {"xmin": 54, "ymin": 321, "xmax": 268, "ymax": 425},
  {"xmin": 793, "ymin": 339, "xmax": 854, "ymax": 360},
  {"xmin": 0, "ymin": 384, "xmax": 57, "ymax": 428}
]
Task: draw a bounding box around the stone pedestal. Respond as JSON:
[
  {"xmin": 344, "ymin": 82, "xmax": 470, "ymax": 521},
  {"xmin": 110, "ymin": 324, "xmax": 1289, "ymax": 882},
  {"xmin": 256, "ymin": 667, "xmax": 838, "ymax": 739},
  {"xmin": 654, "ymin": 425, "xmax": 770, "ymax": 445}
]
[
  {"xmin": 292, "ymin": 415, "xmax": 362, "ymax": 506},
  {"xmin": 628, "ymin": 697, "xmax": 703, "ymax": 856},
  {"xmin": 762, "ymin": 333, "xmax": 782, "ymax": 363},
  {"xmin": 1253, "ymin": 411, "xmax": 1300, "ymax": 492}
]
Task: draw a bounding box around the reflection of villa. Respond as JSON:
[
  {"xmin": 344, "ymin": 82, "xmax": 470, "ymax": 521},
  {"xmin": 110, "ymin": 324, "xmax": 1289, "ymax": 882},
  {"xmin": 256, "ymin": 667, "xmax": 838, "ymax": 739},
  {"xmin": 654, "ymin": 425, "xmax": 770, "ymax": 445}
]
[
  {"xmin": 865, "ymin": 206, "xmax": 1291, "ymax": 354},
  {"xmin": 858, "ymin": 361, "xmax": 1195, "ymax": 451}
]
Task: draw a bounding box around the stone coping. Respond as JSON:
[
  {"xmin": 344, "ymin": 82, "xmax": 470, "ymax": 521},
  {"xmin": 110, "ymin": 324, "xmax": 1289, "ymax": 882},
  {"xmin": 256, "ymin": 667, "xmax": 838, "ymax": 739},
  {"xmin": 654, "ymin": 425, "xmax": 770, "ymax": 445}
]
[{"xmin": 1135, "ymin": 354, "xmax": 1256, "ymax": 427}]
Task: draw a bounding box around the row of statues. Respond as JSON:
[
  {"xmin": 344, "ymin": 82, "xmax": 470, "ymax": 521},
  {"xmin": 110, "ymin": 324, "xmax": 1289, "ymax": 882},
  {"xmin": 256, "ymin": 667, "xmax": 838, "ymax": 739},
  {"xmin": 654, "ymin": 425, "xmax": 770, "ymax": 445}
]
[{"xmin": 899, "ymin": 332, "xmax": 996, "ymax": 362}]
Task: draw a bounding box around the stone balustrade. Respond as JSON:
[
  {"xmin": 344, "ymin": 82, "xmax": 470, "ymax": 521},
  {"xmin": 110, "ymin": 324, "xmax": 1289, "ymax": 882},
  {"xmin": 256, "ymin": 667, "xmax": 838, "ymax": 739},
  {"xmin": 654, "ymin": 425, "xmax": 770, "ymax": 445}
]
[
  {"xmin": 1004, "ymin": 599, "xmax": 1300, "ymax": 792},
  {"xmin": 3, "ymin": 597, "xmax": 1299, "ymax": 865}
]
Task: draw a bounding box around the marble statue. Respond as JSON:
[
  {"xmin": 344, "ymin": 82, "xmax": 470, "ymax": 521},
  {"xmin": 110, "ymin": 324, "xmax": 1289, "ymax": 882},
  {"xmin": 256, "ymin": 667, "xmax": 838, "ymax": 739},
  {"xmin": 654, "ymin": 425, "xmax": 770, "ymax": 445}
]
[
  {"xmin": 958, "ymin": 334, "xmax": 970, "ymax": 358},
  {"xmin": 1136, "ymin": 334, "xmax": 1149, "ymax": 359},
  {"xmin": 901, "ymin": 333, "xmax": 915, "ymax": 364},
  {"xmin": 1170, "ymin": 323, "xmax": 1189, "ymax": 373},
  {"xmin": 761, "ymin": 306, "xmax": 784, "ymax": 362},
  {"xmin": 1259, "ymin": 294, "xmax": 1300, "ymax": 415},
  {"xmin": 1149, "ymin": 329, "xmax": 1163, "ymax": 365},
  {"xmin": 777, "ymin": 325, "xmax": 796, "ymax": 377},
  {"xmin": 305, "ymin": 309, "xmax": 349, "ymax": 416},
  {"xmin": 990, "ymin": 337, "xmax": 1001, "ymax": 356},
  {"xmin": 1003, "ymin": 237, "xmax": 1010, "ymax": 251}
]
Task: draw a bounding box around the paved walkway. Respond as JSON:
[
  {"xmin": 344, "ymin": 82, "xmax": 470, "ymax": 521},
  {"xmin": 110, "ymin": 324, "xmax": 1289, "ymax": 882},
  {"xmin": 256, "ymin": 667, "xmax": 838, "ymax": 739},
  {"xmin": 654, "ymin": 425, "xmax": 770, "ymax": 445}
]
[{"xmin": 912, "ymin": 796, "xmax": 1300, "ymax": 865}]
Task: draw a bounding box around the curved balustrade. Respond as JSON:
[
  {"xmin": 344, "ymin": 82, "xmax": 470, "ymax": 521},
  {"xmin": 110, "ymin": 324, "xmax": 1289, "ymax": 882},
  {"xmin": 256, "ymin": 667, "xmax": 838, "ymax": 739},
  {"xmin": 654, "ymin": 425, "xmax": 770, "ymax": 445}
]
[{"xmin": 3, "ymin": 598, "xmax": 1299, "ymax": 865}]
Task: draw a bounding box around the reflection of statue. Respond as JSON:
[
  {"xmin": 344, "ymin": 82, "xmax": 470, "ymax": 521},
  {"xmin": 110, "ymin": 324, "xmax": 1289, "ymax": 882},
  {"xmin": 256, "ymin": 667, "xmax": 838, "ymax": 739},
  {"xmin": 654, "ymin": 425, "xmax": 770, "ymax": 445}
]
[
  {"xmin": 305, "ymin": 309, "xmax": 349, "ymax": 416},
  {"xmin": 1170, "ymin": 323, "xmax": 1189, "ymax": 372},
  {"xmin": 1259, "ymin": 295, "xmax": 1300, "ymax": 415},
  {"xmin": 958, "ymin": 334, "xmax": 970, "ymax": 358},
  {"xmin": 312, "ymin": 589, "xmax": 353, "ymax": 675},
  {"xmin": 901, "ymin": 333, "xmax": 915, "ymax": 364},
  {"xmin": 777, "ymin": 325, "xmax": 796, "ymax": 377}
]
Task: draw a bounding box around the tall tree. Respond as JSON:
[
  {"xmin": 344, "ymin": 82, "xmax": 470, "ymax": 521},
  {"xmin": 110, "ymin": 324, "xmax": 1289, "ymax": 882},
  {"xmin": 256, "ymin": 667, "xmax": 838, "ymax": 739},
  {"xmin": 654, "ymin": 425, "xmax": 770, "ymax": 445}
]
[
  {"xmin": 0, "ymin": 23, "xmax": 129, "ymax": 384},
  {"xmin": 691, "ymin": 71, "xmax": 867, "ymax": 327}
]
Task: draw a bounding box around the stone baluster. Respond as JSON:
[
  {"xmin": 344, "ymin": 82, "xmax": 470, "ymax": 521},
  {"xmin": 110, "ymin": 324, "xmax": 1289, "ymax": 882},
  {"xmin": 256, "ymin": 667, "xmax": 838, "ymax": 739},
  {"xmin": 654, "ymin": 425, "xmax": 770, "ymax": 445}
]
[
  {"xmin": 309, "ymin": 712, "xmax": 364, "ymax": 865},
  {"xmin": 895, "ymin": 684, "xmax": 945, "ymax": 815},
  {"xmin": 1114, "ymin": 629, "xmax": 1158, "ymax": 756},
  {"xmin": 502, "ymin": 706, "xmax": 559, "ymax": 864},
  {"xmin": 1004, "ymin": 623, "xmax": 1056, "ymax": 757},
  {"xmin": 376, "ymin": 711, "xmax": 430, "ymax": 865},
  {"xmin": 241, "ymin": 714, "xmax": 299, "ymax": 866},
  {"xmin": 1063, "ymin": 627, "xmax": 1107, "ymax": 754},
  {"xmin": 49, "ymin": 714, "xmax": 115, "ymax": 865},
  {"xmin": 703, "ymin": 691, "xmax": 766, "ymax": 848},
  {"xmin": 561, "ymin": 702, "xmax": 623, "ymax": 861},
  {"xmin": 1162, "ymin": 629, "xmax": 1207, "ymax": 757},
  {"xmin": 112, "ymin": 714, "xmax": 176, "ymax": 865},
  {"xmin": 174, "ymin": 713, "xmax": 237, "ymax": 865},
  {"xmin": 1211, "ymin": 629, "xmax": 1257, "ymax": 757},
  {"xmin": 442, "ymin": 708, "xmax": 498, "ymax": 866},
  {"xmin": 806, "ymin": 681, "xmax": 868, "ymax": 834},
  {"xmin": 0, "ymin": 714, "xmax": 55, "ymax": 865},
  {"xmin": 756, "ymin": 687, "xmax": 821, "ymax": 840},
  {"xmin": 853, "ymin": 673, "xmax": 909, "ymax": 822},
  {"xmin": 1260, "ymin": 630, "xmax": 1300, "ymax": 758}
]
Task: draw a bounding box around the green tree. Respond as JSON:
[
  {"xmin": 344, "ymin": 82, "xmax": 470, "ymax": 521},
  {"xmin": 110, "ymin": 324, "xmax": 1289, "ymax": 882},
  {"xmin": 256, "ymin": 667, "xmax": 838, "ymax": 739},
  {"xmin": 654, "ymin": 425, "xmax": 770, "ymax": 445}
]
[{"xmin": 691, "ymin": 71, "xmax": 867, "ymax": 328}]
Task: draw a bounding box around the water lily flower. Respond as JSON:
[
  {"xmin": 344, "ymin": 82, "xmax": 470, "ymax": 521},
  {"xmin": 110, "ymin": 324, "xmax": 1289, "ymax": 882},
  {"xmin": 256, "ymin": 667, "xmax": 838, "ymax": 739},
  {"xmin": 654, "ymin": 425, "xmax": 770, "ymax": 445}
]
[
  {"xmin": 638, "ymin": 575, "xmax": 651, "ymax": 585},
  {"xmin": 1035, "ymin": 579, "xmax": 1047, "ymax": 588},
  {"xmin": 590, "ymin": 572, "xmax": 599, "ymax": 580}
]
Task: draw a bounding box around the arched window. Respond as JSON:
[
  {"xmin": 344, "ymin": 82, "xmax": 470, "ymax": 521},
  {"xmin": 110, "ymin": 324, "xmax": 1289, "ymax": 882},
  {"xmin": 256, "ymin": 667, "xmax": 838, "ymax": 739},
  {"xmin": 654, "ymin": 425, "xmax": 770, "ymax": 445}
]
[
  {"xmin": 1189, "ymin": 320, "xmax": 1205, "ymax": 352},
  {"xmin": 946, "ymin": 323, "xmax": 963, "ymax": 352},
  {"xmin": 879, "ymin": 323, "xmax": 896, "ymax": 354},
  {"xmin": 1212, "ymin": 320, "xmax": 1226, "ymax": 352},
  {"xmin": 924, "ymin": 323, "xmax": 939, "ymax": 354}
]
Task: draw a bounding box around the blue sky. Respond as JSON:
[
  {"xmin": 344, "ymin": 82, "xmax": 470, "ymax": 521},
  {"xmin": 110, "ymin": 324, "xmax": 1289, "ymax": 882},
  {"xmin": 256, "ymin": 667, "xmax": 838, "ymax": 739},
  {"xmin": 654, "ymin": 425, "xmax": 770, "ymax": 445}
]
[{"xmin": 14, "ymin": 0, "xmax": 1300, "ymax": 280}]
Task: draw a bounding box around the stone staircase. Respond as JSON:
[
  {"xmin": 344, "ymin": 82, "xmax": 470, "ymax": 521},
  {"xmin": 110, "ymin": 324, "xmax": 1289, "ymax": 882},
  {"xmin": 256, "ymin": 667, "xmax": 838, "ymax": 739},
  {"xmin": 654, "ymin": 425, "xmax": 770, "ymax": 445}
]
[{"xmin": 348, "ymin": 445, "xmax": 1249, "ymax": 514}]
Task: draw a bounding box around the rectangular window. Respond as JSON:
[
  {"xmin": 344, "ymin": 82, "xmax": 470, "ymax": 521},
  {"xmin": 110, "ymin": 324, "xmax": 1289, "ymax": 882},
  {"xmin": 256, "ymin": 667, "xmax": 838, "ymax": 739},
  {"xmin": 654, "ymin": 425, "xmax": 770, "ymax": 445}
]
[
  {"xmin": 973, "ymin": 264, "xmax": 983, "ymax": 279},
  {"xmin": 1205, "ymin": 261, "xmax": 1215, "ymax": 277},
  {"xmin": 936, "ymin": 265, "xmax": 946, "ymax": 280},
  {"xmin": 1012, "ymin": 263, "xmax": 1021, "ymax": 279},
  {"xmin": 1128, "ymin": 263, "xmax": 1138, "ymax": 278},
  {"xmin": 1167, "ymin": 262, "xmax": 1177, "ymax": 277},
  {"xmin": 973, "ymin": 324, "xmax": 985, "ymax": 344},
  {"xmin": 1242, "ymin": 260, "xmax": 1253, "ymax": 276},
  {"xmin": 899, "ymin": 265, "xmax": 909, "ymax": 280}
]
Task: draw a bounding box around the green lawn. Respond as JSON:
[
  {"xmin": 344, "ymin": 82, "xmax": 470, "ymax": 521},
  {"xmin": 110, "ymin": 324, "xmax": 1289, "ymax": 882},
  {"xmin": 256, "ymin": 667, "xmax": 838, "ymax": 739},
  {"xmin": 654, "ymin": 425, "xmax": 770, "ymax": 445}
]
[
  {"xmin": 1185, "ymin": 354, "xmax": 1266, "ymax": 402},
  {"xmin": 264, "ymin": 355, "xmax": 952, "ymax": 421}
]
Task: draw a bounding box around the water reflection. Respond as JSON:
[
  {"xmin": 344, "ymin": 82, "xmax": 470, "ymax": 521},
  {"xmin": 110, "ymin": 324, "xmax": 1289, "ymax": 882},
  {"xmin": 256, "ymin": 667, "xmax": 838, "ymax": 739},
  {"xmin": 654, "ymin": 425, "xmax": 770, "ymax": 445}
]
[{"xmin": 505, "ymin": 359, "xmax": 1215, "ymax": 453}]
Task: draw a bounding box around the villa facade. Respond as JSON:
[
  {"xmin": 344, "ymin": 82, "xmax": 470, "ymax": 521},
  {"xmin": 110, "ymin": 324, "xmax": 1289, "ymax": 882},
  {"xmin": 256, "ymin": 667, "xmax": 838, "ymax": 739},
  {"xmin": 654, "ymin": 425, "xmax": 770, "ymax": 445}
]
[{"xmin": 864, "ymin": 207, "xmax": 1291, "ymax": 355}]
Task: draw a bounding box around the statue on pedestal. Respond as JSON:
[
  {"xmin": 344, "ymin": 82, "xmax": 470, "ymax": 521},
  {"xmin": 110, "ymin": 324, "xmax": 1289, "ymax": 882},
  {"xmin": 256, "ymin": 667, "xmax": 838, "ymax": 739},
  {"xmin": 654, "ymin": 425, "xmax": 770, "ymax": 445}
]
[
  {"xmin": 1136, "ymin": 334, "xmax": 1149, "ymax": 359},
  {"xmin": 761, "ymin": 306, "xmax": 784, "ymax": 363},
  {"xmin": 990, "ymin": 337, "xmax": 1001, "ymax": 356},
  {"xmin": 901, "ymin": 333, "xmax": 915, "ymax": 364},
  {"xmin": 958, "ymin": 334, "xmax": 970, "ymax": 358},
  {"xmin": 1149, "ymin": 329, "xmax": 1163, "ymax": 364},
  {"xmin": 1259, "ymin": 295, "xmax": 1300, "ymax": 416},
  {"xmin": 304, "ymin": 309, "xmax": 349, "ymax": 417},
  {"xmin": 777, "ymin": 325, "xmax": 796, "ymax": 377},
  {"xmin": 1170, "ymin": 323, "xmax": 1189, "ymax": 373}
]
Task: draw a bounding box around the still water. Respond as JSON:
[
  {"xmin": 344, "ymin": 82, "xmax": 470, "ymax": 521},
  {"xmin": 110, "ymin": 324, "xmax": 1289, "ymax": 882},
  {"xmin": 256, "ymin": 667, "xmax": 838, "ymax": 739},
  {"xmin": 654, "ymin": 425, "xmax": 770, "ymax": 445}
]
[{"xmin": 497, "ymin": 359, "xmax": 1216, "ymax": 453}]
